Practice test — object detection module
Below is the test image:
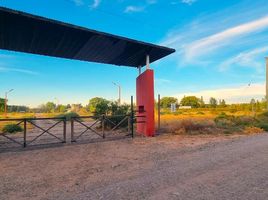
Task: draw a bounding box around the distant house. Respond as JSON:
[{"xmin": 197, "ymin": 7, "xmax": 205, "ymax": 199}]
[{"xmin": 179, "ymin": 106, "xmax": 192, "ymax": 109}]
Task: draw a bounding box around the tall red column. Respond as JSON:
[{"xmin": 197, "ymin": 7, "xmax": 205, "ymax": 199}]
[{"xmin": 136, "ymin": 69, "xmax": 155, "ymax": 136}]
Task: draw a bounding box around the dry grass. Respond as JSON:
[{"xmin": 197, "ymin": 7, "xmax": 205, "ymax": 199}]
[
  {"xmin": 243, "ymin": 127, "xmax": 264, "ymax": 135},
  {"xmin": 159, "ymin": 118, "xmax": 216, "ymax": 135},
  {"xmin": 158, "ymin": 109, "xmax": 266, "ymax": 136}
]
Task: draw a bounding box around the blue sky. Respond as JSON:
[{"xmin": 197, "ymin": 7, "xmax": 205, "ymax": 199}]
[{"xmin": 1, "ymin": 0, "xmax": 268, "ymax": 107}]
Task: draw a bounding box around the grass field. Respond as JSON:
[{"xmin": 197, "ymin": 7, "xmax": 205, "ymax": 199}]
[{"xmin": 158, "ymin": 108, "xmax": 266, "ymax": 136}]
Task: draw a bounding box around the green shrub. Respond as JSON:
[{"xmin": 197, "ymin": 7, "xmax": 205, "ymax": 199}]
[
  {"xmin": 233, "ymin": 116, "xmax": 257, "ymax": 127},
  {"xmin": 229, "ymin": 108, "xmax": 237, "ymax": 113},
  {"xmin": 214, "ymin": 113, "xmax": 235, "ymax": 127},
  {"xmin": 56, "ymin": 112, "xmax": 80, "ymax": 121},
  {"xmin": 2, "ymin": 124, "xmax": 23, "ymax": 134},
  {"xmin": 256, "ymin": 122, "xmax": 268, "ymax": 131},
  {"xmin": 172, "ymin": 111, "xmax": 183, "ymax": 115},
  {"xmin": 105, "ymin": 115, "xmax": 129, "ymax": 129},
  {"xmin": 196, "ymin": 111, "xmax": 205, "ymax": 115},
  {"xmin": 257, "ymin": 111, "xmax": 268, "ymax": 122}
]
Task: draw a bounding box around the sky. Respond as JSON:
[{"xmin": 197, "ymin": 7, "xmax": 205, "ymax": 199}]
[{"xmin": 1, "ymin": 0, "xmax": 268, "ymax": 107}]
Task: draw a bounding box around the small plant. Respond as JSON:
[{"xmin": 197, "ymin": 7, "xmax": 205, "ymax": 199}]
[
  {"xmin": 243, "ymin": 127, "xmax": 264, "ymax": 135},
  {"xmin": 214, "ymin": 113, "xmax": 235, "ymax": 128},
  {"xmin": 233, "ymin": 116, "xmax": 257, "ymax": 127},
  {"xmin": 2, "ymin": 124, "xmax": 23, "ymax": 134},
  {"xmin": 196, "ymin": 111, "xmax": 205, "ymax": 115},
  {"xmin": 256, "ymin": 122, "xmax": 268, "ymax": 131},
  {"xmin": 56, "ymin": 112, "xmax": 80, "ymax": 121}
]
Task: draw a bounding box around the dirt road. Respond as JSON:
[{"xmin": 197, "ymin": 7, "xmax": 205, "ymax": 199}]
[{"xmin": 0, "ymin": 134, "xmax": 268, "ymax": 200}]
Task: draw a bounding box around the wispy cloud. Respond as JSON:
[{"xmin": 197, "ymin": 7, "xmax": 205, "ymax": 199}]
[
  {"xmin": 181, "ymin": 0, "xmax": 197, "ymax": 5},
  {"xmin": 124, "ymin": 0, "xmax": 157, "ymax": 13},
  {"xmin": 183, "ymin": 15, "xmax": 268, "ymax": 61},
  {"xmin": 155, "ymin": 78, "xmax": 171, "ymax": 85},
  {"xmin": 0, "ymin": 67, "xmax": 38, "ymax": 75},
  {"xmin": 147, "ymin": 0, "xmax": 157, "ymax": 5},
  {"xmin": 176, "ymin": 83, "xmax": 265, "ymax": 103},
  {"xmin": 124, "ymin": 6, "xmax": 145, "ymax": 13},
  {"xmin": 72, "ymin": 0, "xmax": 84, "ymax": 6},
  {"xmin": 219, "ymin": 46, "xmax": 268, "ymax": 72},
  {"xmin": 90, "ymin": 0, "xmax": 101, "ymax": 9}
]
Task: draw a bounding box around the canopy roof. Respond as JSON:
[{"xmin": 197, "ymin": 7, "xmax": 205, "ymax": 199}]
[{"xmin": 0, "ymin": 6, "xmax": 175, "ymax": 68}]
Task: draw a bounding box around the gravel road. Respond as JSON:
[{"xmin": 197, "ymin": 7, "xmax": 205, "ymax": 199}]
[{"xmin": 0, "ymin": 134, "xmax": 267, "ymax": 200}]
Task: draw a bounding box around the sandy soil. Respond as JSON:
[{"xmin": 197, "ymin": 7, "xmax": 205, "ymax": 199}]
[{"xmin": 0, "ymin": 133, "xmax": 267, "ymax": 200}]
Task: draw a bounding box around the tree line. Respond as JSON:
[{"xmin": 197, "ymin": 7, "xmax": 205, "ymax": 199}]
[
  {"xmin": 0, "ymin": 98, "xmax": 30, "ymax": 113},
  {"xmin": 31, "ymin": 97, "xmax": 130, "ymax": 116},
  {"xmin": 1, "ymin": 96, "xmax": 267, "ymax": 114},
  {"xmin": 159, "ymin": 96, "xmax": 267, "ymax": 111}
]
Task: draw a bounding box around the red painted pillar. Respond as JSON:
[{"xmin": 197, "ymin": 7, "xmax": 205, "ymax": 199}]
[{"xmin": 136, "ymin": 69, "xmax": 155, "ymax": 136}]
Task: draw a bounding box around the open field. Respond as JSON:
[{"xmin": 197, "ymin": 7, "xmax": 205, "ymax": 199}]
[{"xmin": 0, "ymin": 133, "xmax": 268, "ymax": 200}]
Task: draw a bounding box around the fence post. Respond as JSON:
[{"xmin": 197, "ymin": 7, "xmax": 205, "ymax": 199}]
[
  {"xmin": 128, "ymin": 116, "xmax": 131, "ymax": 134},
  {"xmin": 131, "ymin": 96, "xmax": 134, "ymax": 138},
  {"xmin": 23, "ymin": 119, "xmax": 27, "ymax": 147},
  {"xmin": 63, "ymin": 118, "xmax": 67, "ymax": 143},
  {"xmin": 158, "ymin": 94, "xmax": 161, "ymax": 131},
  {"xmin": 71, "ymin": 118, "xmax": 74, "ymax": 142},
  {"xmin": 102, "ymin": 115, "xmax": 105, "ymax": 139}
]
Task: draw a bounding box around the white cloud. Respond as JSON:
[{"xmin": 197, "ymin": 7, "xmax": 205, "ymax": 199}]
[
  {"xmin": 147, "ymin": 0, "xmax": 157, "ymax": 4},
  {"xmin": 219, "ymin": 46, "xmax": 268, "ymax": 71},
  {"xmin": 184, "ymin": 15, "xmax": 268, "ymax": 61},
  {"xmin": 124, "ymin": 6, "xmax": 145, "ymax": 13},
  {"xmin": 0, "ymin": 67, "xmax": 38, "ymax": 75},
  {"xmin": 176, "ymin": 83, "xmax": 265, "ymax": 103},
  {"xmin": 181, "ymin": 0, "xmax": 196, "ymax": 5},
  {"xmin": 160, "ymin": 7, "xmax": 268, "ymax": 69},
  {"xmin": 155, "ymin": 78, "xmax": 171, "ymax": 85},
  {"xmin": 72, "ymin": 0, "xmax": 84, "ymax": 6},
  {"xmin": 90, "ymin": 0, "xmax": 101, "ymax": 9}
]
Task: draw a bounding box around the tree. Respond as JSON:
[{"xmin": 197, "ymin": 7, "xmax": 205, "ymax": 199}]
[
  {"xmin": 45, "ymin": 102, "xmax": 56, "ymax": 113},
  {"xmin": 160, "ymin": 97, "xmax": 178, "ymax": 108},
  {"xmin": 88, "ymin": 97, "xmax": 110, "ymax": 116},
  {"xmin": 109, "ymin": 101, "xmax": 130, "ymax": 115},
  {"xmin": 209, "ymin": 97, "xmax": 217, "ymax": 108},
  {"xmin": 180, "ymin": 96, "xmax": 201, "ymax": 108},
  {"xmin": 219, "ymin": 99, "xmax": 226, "ymax": 107},
  {"xmin": 200, "ymin": 96, "xmax": 205, "ymax": 108},
  {"xmin": 0, "ymin": 98, "xmax": 5, "ymax": 112},
  {"xmin": 56, "ymin": 104, "xmax": 67, "ymax": 113}
]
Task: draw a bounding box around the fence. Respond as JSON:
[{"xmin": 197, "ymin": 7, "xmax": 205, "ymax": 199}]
[
  {"xmin": 0, "ymin": 117, "xmax": 66, "ymax": 149},
  {"xmin": 70, "ymin": 114, "xmax": 133, "ymax": 143},
  {"xmin": 0, "ymin": 113, "xmax": 143, "ymax": 150},
  {"xmin": 0, "ymin": 96, "xmax": 148, "ymax": 150}
]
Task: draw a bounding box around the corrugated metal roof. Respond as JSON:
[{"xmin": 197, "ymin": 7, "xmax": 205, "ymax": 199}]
[{"xmin": 0, "ymin": 6, "xmax": 175, "ymax": 68}]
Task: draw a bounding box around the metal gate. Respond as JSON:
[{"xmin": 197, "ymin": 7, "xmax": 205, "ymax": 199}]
[
  {"xmin": 0, "ymin": 117, "xmax": 66, "ymax": 150},
  {"xmin": 0, "ymin": 114, "xmax": 139, "ymax": 150},
  {"xmin": 0, "ymin": 97, "xmax": 147, "ymax": 150}
]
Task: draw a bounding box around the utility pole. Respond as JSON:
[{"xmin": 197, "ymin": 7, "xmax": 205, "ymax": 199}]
[
  {"xmin": 266, "ymin": 57, "xmax": 268, "ymax": 110},
  {"xmin": 112, "ymin": 82, "xmax": 121, "ymax": 105},
  {"xmin": 4, "ymin": 89, "xmax": 14, "ymax": 118}
]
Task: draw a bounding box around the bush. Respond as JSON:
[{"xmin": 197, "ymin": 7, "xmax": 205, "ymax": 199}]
[
  {"xmin": 256, "ymin": 111, "xmax": 268, "ymax": 122},
  {"xmin": 243, "ymin": 127, "xmax": 264, "ymax": 135},
  {"xmin": 233, "ymin": 116, "xmax": 257, "ymax": 127},
  {"xmin": 56, "ymin": 112, "xmax": 80, "ymax": 121},
  {"xmin": 160, "ymin": 119, "xmax": 215, "ymax": 135},
  {"xmin": 256, "ymin": 122, "xmax": 268, "ymax": 131},
  {"xmin": 2, "ymin": 124, "xmax": 23, "ymax": 134},
  {"xmin": 105, "ymin": 115, "xmax": 129, "ymax": 129},
  {"xmin": 196, "ymin": 111, "xmax": 205, "ymax": 115},
  {"xmin": 214, "ymin": 113, "xmax": 235, "ymax": 128}
]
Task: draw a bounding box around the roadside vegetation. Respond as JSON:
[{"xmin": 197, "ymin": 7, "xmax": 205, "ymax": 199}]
[
  {"xmin": 159, "ymin": 96, "xmax": 267, "ymax": 136},
  {"xmin": 0, "ymin": 95, "xmax": 267, "ymax": 136}
]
